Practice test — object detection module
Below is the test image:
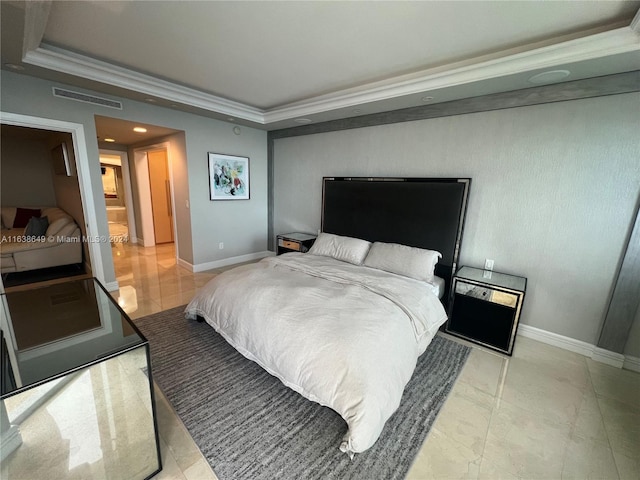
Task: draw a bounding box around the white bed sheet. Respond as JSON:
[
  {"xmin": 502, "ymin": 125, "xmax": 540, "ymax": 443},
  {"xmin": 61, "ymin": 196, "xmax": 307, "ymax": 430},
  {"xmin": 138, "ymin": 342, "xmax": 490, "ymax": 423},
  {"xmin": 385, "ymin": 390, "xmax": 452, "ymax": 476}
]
[
  {"xmin": 430, "ymin": 275, "xmax": 445, "ymax": 299},
  {"xmin": 185, "ymin": 253, "xmax": 448, "ymax": 455}
]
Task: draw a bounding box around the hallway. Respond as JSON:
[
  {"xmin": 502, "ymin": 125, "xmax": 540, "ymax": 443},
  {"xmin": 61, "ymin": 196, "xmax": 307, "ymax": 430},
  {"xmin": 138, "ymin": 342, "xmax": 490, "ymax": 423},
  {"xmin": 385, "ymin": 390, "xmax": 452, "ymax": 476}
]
[{"xmin": 111, "ymin": 242, "xmax": 214, "ymax": 319}]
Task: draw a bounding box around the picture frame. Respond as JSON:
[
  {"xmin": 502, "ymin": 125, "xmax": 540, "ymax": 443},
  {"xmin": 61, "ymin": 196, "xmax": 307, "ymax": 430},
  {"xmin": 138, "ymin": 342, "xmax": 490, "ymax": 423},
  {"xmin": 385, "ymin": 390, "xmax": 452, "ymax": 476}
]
[
  {"xmin": 51, "ymin": 142, "xmax": 71, "ymax": 176},
  {"xmin": 208, "ymin": 152, "xmax": 250, "ymax": 200}
]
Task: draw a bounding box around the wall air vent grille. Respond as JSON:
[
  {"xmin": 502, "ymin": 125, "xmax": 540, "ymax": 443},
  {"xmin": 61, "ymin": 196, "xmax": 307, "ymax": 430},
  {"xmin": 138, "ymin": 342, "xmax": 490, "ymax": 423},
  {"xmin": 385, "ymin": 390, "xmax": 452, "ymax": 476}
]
[{"xmin": 52, "ymin": 87, "xmax": 123, "ymax": 110}]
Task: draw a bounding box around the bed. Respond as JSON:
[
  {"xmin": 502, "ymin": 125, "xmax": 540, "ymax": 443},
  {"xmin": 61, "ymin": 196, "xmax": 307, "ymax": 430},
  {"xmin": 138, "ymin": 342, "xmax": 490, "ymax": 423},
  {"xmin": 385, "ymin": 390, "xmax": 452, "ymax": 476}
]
[{"xmin": 186, "ymin": 177, "xmax": 470, "ymax": 456}]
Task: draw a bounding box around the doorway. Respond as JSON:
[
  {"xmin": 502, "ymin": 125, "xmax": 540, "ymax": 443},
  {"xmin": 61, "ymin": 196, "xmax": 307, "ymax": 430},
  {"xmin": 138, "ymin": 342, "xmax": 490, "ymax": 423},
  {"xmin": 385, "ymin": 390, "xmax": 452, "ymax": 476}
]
[
  {"xmin": 147, "ymin": 149, "xmax": 174, "ymax": 244},
  {"xmin": 0, "ymin": 113, "xmax": 109, "ymax": 289},
  {"xmin": 133, "ymin": 143, "xmax": 177, "ymax": 248},
  {"xmin": 100, "ymin": 154, "xmax": 129, "ymax": 243}
]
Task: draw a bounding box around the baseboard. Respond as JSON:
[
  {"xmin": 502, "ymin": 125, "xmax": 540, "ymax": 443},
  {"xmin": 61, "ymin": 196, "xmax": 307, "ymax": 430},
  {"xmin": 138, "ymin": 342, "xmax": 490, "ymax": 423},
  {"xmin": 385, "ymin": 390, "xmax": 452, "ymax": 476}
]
[
  {"xmin": 517, "ymin": 324, "xmax": 633, "ymax": 370},
  {"xmin": 591, "ymin": 347, "xmax": 625, "ymax": 368},
  {"xmin": 623, "ymin": 355, "xmax": 640, "ymax": 373},
  {"xmin": 0, "ymin": 425, "xmax": 22, "ymax": 461},
  {"xmin": 10, "ymin": 373, "xmax": 81, "ymax": 425},
  {"xmin": 189, "ymin": 251, "xmax": 274, "ymax": 273},
  {"xmin": 103, "ymin": 280, "xmax": 120, "ymax": 292},
  {"xmin": 176, "ymin": 257, "xmax": 193, "ymax": 272},
  {"xmin": 517, "ymin": 324, "xmax": 595, "ymax": 357}
]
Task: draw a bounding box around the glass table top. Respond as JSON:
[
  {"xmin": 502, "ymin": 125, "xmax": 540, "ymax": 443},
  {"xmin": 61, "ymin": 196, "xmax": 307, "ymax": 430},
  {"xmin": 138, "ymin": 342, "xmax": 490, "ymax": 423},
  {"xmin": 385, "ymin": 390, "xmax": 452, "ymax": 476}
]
[
  {"xmin": 278, "ymin": 232, "xmax": 317, "ymax": 242},
  {"xmin": 456, "ymin": 266, "xmax": 527, "ymax": 292},
  {"xmin": 1, "ymin": 278, "xmax": 147, "ymax": 397}
]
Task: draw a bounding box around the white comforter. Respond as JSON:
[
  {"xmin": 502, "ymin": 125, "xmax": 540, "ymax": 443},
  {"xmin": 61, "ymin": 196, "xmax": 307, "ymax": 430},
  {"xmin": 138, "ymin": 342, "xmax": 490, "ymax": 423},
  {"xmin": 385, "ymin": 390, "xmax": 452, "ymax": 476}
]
[{"xmin": 185, "ymin": 253, "xmax": 448, "ymax": 455}]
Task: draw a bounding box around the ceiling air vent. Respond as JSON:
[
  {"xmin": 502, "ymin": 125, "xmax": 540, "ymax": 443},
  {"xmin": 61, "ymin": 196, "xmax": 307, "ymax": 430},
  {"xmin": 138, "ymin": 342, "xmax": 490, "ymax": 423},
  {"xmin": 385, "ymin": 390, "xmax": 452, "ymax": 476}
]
[{"xmin": 52, "ymin": 87, "xmax": 123, "ymax": 110}]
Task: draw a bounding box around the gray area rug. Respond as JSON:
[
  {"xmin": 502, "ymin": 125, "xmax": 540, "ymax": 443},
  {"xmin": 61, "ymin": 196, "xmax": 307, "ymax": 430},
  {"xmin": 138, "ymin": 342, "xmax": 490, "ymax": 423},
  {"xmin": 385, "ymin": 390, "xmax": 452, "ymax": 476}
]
[{"xmin": 134, "ymin": 306, "xmax": 471, "ymax": 480}]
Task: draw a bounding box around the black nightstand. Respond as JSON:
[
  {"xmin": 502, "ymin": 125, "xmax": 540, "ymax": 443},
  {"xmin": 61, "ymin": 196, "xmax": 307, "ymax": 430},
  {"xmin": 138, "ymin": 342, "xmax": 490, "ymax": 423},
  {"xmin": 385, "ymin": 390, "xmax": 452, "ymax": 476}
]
[
  {"xmin": 446, "ymin": 266, "xmax": 526, "ymax": 355},
  {"xmin": 276, "ymin": 232, "xmax": 317, "ymax": 255}
]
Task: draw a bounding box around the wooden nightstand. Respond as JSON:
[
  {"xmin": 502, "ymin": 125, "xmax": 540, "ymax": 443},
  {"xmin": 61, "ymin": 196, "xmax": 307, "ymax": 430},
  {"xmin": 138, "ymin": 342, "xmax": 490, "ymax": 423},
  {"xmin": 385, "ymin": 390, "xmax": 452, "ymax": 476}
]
[
  {"xmin": 276, "ymin": 232, "xmax": 317, "ymax": 255},
  {"xmin": 446, "ymin": 266, "xmax": 526, "ymax": 355}
]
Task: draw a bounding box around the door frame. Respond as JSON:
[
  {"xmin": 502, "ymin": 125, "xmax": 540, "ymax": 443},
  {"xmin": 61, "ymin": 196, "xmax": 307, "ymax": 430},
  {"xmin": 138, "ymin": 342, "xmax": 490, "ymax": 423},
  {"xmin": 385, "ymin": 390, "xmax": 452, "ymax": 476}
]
[
  {"xmin": 133, "ymin": 142, "xmax": 179, "ymax": 255},
  {"xmin": 0, "ymin": 111, "xmax": 109, "ymax": 287},
  {"xmin": 99, "ymin": 149, "xmax": 138, "ymax": 243}
]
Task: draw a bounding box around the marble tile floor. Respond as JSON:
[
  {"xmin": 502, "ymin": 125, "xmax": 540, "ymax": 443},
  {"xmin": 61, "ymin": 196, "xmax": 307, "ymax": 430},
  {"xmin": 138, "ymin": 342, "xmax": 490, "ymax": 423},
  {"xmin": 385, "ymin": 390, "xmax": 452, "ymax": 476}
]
[
  {"xmin": 11, "ymin": 242, "xmax": 634, "ymax": 480},
  {"xmin": 2, "ymin": 347, "xmax": 161, "ymax": 480}
]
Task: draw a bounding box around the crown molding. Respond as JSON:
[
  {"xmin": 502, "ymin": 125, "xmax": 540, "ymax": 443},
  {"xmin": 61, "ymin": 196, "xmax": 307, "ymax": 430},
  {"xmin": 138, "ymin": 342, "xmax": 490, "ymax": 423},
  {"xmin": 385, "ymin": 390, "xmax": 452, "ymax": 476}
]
[
  {"xmin": 21, "ymin": 20, "xmax": 640, "ymax": 126},
  {"xmin": 23, "ymin": 44, "xmax": 265, "ymax": 124},
  {"xmin": 631, "ymin": 8, "xmax": 640, "ymax": 33},
  {"xmin": 264, "ymin": 25, "xmax": 640, "ymax": 123},
  {"xmin": 22, "ymin": 0, "xmax": 51, "ymax": 57}
]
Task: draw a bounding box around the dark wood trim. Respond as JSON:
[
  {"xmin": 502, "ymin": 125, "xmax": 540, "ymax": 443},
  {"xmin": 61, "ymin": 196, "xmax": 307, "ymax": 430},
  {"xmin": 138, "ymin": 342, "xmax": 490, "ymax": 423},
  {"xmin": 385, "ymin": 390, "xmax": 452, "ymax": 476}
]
[
  {"xmin": 269, "ymin": 71, "xmax": 640, "ymax": 139},
  {"xmin": 267, "ymin": 135, "xmax": 275, "ymax": 250}
]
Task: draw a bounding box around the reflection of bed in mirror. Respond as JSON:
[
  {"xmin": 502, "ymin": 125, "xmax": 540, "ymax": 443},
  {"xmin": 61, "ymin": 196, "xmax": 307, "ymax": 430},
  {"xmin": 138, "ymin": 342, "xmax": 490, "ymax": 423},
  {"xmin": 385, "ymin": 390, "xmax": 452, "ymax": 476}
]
[{"xmin": 186, "ymin": 177, "xmax": 470, "ymax": 455}]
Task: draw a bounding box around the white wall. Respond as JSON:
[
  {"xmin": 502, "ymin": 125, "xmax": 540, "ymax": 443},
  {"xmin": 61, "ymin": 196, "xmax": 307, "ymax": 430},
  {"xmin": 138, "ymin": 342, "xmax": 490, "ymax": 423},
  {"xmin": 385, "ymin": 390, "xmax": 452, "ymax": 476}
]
[
  {"xmin": 1, "ymin": 70, "xmax": 268, "ymax": 283},
  {"xmin": 0, "ymin": 135, "xmax": 56, "ymax": 207},
  {"xmin": 273, "ymin": 93, "xmax": 640, "ymax": 346},
  {"xmin": 188, "ymin": 132, "xmax": 268, "ymax": 266}
]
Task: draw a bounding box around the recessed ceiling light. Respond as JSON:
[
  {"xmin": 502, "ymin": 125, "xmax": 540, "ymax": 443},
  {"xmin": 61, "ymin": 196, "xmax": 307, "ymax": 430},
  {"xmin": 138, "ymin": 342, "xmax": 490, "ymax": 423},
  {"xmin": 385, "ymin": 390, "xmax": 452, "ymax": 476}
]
[
  {"xmin": 104, "ymin": 138, "xmax": 116, "ymax": 143},
  {"xmin": 4, "ymin": 63, "xmax": 24, "ymax": 71},
  {"xmin": 227, "ymin": 117, "xmax": 235, "ymax": 122},
  {"xmin": 421, "ymin": 96, "xmax": 434, "ymax": 102},
  {"xmin": 145, "ymin": 98, "xmax": 157, "ymax": 103},
  {"xmin": 352, "ymin": 109, "xmax": 362, "ymax": 114},
  {"xmin": 294, "ymin": 118, "xmax": 312, "ymax": 124},
  {"xmin": 233, "ymin": 126, "xmax": 241, "ymax": 135},
  {"xmin": 133, "ymin": 127, "xmax": 147, "ymax": 133},
  {"xmin": 528, "ymin": 70, "xmax": 570, "ymax": 84}
]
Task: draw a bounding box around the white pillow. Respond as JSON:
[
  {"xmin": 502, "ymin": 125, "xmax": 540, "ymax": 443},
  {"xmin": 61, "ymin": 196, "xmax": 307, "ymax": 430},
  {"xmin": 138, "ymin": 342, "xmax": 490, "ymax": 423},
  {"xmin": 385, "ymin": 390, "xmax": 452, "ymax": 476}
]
[
  {"xmin": 46, "ymin": 215, "xmax": 73, "ymax": 236},
  {"xmin": 1, "ymin": 207, "xmax": 16, "ymax": 230},
  {"xmin": 308, "ymin": 232, "xmax": 371, "ymax": 265},
  {"xmin": 54, "ymin": 222, "xmax": 80, "ymax": 238},
  {"xmin": 364, "ymin": 242, "xmax": 441, "ymax": 282}
]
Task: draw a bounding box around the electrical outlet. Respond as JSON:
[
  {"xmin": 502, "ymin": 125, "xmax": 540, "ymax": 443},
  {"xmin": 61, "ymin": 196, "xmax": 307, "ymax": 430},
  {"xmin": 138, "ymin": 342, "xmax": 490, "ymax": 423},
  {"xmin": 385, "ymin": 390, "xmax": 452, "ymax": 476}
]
[
  {"xmin": 484, "ymin": 259, "xmax": 494, "ymax": 271},
  {"xmin": 219, "ymin": 242, "xmax": 224, "ymax": 250}
]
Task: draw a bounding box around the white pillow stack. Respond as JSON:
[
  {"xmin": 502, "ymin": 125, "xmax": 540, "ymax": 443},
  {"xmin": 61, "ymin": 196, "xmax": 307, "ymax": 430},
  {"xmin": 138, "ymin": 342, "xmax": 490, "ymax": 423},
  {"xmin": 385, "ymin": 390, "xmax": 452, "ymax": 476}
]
[
  {"xmin": 308, "ymin": 232, "xmax": 371, "ymax": 265},
  {"xmin": 308, "ymin": 232, "xmax": 442, "ymax": 283},
  {"xmin": 364, "ymin": 242, "xmax": 441, "ymax": 283}
]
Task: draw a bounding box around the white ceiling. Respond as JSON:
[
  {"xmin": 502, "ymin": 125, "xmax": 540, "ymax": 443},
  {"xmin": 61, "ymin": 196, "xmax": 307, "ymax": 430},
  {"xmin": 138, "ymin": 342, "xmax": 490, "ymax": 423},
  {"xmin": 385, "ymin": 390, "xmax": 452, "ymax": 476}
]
[
  {"xmin": 94, "ymin": 116, "xmax": 181, "ymax": 145},
  {"xmin": 2, "ymin": 1, "xmax": 640, "ymax": 129}
]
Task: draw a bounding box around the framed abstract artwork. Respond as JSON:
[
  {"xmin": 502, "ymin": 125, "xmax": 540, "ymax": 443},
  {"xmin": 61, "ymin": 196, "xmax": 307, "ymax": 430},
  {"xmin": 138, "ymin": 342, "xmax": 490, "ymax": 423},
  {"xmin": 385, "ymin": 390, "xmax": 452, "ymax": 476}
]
[{"xmin": 208, "ymin": 152, "xmax": 250, "ymax": 200}]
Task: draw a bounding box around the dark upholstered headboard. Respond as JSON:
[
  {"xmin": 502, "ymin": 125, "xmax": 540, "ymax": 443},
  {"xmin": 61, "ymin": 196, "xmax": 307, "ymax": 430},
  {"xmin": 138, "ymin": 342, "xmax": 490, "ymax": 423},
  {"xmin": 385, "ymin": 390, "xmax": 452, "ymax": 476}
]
[{"xmin": 321, "ymin": 177, "xmax": 471, "ymax": 306}]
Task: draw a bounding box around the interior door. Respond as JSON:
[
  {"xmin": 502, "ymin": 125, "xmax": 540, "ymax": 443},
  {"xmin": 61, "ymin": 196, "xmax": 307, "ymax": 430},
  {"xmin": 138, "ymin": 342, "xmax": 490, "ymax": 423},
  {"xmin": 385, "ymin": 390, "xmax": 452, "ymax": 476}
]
[{"xmin": 147, "ymin": 150, "xmax": 174, "ymax": 244}]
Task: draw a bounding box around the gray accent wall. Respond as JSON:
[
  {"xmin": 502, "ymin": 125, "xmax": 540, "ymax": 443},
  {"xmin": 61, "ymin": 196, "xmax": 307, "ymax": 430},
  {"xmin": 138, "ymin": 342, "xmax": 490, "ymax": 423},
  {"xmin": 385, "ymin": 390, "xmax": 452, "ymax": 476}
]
[
  {"xmin": 1, "ymin": 71, "xmax": 268, "ymax": 283},
  {"xmin": 598, "ymin": 201, "xmax": 640, "ymax": 354},
  {"xmin": 625, "ymin": 304, "xmax": 640, "ymax": 357},
  {"xmin": 272, "ymin": 93, "xmax": 640, "ymax": 346}
]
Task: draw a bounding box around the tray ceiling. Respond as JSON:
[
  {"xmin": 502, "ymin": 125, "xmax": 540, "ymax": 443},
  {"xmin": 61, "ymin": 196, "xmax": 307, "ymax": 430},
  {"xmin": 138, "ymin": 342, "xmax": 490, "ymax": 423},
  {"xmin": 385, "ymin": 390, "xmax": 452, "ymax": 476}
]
[{"xmin": 2, "ymin": 1, "xmax": 639, "ymax": 129}]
